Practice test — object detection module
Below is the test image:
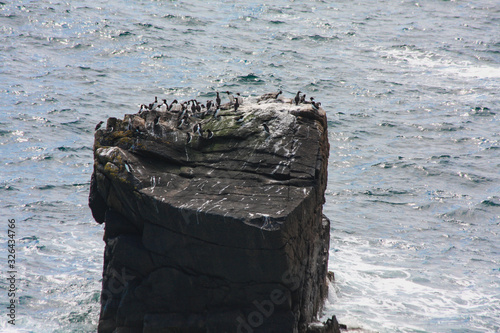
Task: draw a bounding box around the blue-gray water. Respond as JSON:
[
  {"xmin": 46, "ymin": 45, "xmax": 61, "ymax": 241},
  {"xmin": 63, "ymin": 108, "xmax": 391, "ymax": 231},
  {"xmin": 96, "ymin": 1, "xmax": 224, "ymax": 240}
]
[{"xmin": 1, "ymin": 1, "xmax": 499, "ymax": 332}]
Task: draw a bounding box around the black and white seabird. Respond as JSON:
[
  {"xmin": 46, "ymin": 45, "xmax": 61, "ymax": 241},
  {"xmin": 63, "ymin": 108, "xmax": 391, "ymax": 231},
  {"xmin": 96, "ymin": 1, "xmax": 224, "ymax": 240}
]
[
  {"xmin": 150, "ymin": 96, "xmax": 158, "ymax": 110},
  {"xmin": 213, "ymin": 108, "xmax": 220, "ymax": 119},
  {"xmin": 193, "ymin": 123, "xmax": 203, "ymax": 136},
  {"xmin": 226, "ymin": 91, "xmax": 235, "ymax": 104},
  {"xmin": 194, "ymin": 100, "xmax": 201, "ymax": 113},
  {"xmin": 206, "ymin": 129, "xmax": 213, "ymax": 139},
  {"xmin": 170, "ymin": 100, "xmax": 181, "ymax": 112},
  {"xmin": 95, "ymin": 121, "xmax": 104, "ymax": 131},
  {"xmin": 300, "ymin": 93, "xmax": 306, "ymax": 104},
  {"xmin": 178, "ymin": 108, "xmax": 187, "ymax": 120},
  {"xmin": 236, "ymin": 93, "xmax": 243, "ymax": 105},
  {"xmin": 186, "ymin": 132, "xmax": 192, "ymax": 144},
  {"xmin": 159, "ymin": 99, "xmax": 168, "ymax": 112},
  {"xmin": 234, "ymin": 97, "xmax": 239, "ymax": 112},
  {"xmin": 294, "ymin": 91, "xmax": 302, "ymax": 105},
  {"xmin": 257, "ymin": 90, "xmax": 282, "ymax": 102},
  {"xmin": 263, "ymin": 123, "xmax": 270, "ymax": 135},
  {"xmin": 191, "ymin": 100, "xmax": 197, "ymax": 114},
  {"xmin": 177, "ymin": 117, "xmax": 186, "ymax": 128},
  {"xmin": 216, "ymin": 92, "xmax": 221, "ymax": 107},
  {"xmin": 312, "ymin": 101, "xmax": 321, "ymax": 111}
]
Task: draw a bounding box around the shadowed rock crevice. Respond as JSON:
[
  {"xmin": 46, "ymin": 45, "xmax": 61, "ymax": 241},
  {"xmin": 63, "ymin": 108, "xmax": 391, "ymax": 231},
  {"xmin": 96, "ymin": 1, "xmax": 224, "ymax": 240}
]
[{"xmin": 89, "ymin": 94, "xmax": 339, "ymax": 332}]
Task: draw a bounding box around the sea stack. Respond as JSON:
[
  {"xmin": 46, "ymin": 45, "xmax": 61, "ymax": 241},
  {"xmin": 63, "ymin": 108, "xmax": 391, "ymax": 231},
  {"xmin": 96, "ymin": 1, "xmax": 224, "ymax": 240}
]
[{"xmin": 88, "ymin": 93, "xmax": 338, "ymax": 332}]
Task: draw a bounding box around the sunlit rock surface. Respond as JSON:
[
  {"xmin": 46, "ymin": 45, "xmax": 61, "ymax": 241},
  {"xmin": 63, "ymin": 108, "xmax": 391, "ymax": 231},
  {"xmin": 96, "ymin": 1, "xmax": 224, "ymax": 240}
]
[{"xmin": 89, "ymin": 94, "xmax": 336, "ymax": 332}]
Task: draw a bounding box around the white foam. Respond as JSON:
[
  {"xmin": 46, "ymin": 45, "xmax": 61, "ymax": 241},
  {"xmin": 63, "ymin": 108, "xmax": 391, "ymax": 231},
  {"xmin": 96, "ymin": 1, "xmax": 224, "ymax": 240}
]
[{"xmin": 381, "ymin": 47, "xmax": 500, "ymax": 80}]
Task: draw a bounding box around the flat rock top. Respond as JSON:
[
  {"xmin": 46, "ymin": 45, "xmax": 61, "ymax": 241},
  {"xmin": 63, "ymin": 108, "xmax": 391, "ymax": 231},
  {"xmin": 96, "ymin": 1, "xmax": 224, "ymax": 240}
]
[{"xmin": 94, "ymin": 95, "xmax": 327, "ymax": 230}]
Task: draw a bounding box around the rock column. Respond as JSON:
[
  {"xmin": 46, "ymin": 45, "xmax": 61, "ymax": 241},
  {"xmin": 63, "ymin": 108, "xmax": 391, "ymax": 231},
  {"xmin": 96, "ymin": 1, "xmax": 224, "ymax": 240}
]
[{"xmin": 89, "ymin": 94, "xmax": 336, "ymax": 332}]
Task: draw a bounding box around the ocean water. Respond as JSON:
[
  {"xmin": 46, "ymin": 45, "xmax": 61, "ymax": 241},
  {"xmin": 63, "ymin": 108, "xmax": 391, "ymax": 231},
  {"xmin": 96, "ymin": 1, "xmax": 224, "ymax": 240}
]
[{"xmin": 1, "ymin": 0, "xmax": 499, "ymax": 332}]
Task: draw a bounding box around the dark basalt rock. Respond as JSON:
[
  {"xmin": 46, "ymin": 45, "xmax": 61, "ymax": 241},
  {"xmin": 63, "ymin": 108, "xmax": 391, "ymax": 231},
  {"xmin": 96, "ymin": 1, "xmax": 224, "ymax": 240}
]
[{"xmin": 89, "ymin": 94, "xmax": 338, "ymax": 332}]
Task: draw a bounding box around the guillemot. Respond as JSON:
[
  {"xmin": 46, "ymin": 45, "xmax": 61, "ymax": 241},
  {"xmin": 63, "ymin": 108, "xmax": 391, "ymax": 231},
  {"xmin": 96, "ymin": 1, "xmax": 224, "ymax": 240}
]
[
  {"xmin": 170, "ymin": 100, "xmax": 182, "ymax": 112},
  {"xmin": 213, "ymin": 108, "xmax": 220, "ymax": 119},
  {"xmin": 263, "ymin": 123, "xmax": 270, "ymax": 135},
  {"xmin": 312, "ymin": 101, "xmax": 321, "ymax": 111},
  {"xmin": 300, "ymin": 93, "xmax": 306, "ymax": 104},
  {"xmin": 150, "ymin": 96, "xmax": 158, "ymax": 110},
  {"xmin": 193, "ymin": 123, "xmax": 203, "ymax": 136},
  {"xmin": 294, "ymin": 91, "xmax": 301, "ymax": 106},
  {"xmin": 216, "ymin": 92, "xmax": 221, "ymax": 107},
  {"xmin": 95, "ymin": 121, "xmax": 104, "ymax": 131},
  {"xmin": 234, "ymin": 97, "xmax": 239, "ymax": 112},
  {"xmin": 257, "ymin": 90, "xmax": 282, "ymax": 102},
  {"xmin": 226, "ymin": 91, "xmax": 235, "ymax": 104},
  {"xmin": 236, "ymin": 93, "xmax": 243, "ymax": 105},
  {"xmin": 206, "ymin": 129, "xmax": 213, "ymax": 139},
  {"xmin": 194, "ymin": 100, "xmax": 201, "ymax": 113},
  {"xmin": 191, "ymin": 100, "xmax": 197, "ymax": 114},
  {"xmin": 159, "ymin": 99, "xmax": 168, "ymax": 112},
  {"xmin": 177, "ymin": 117, "xmax": 186, "ymax": 129}
]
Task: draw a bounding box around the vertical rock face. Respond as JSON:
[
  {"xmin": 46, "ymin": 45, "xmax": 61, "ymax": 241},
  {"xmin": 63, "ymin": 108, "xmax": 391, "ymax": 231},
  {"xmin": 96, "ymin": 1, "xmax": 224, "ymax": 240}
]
[{"xmin": 89, "ymin": 94, "xmax": 332, "ymax": 332}]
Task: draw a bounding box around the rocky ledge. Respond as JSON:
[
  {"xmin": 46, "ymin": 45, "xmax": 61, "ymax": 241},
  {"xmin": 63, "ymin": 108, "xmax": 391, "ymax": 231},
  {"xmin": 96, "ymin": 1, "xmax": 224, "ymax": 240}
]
[{"xmin": 89, "ymin": 92, "xmax": 338, "ymax": 332}]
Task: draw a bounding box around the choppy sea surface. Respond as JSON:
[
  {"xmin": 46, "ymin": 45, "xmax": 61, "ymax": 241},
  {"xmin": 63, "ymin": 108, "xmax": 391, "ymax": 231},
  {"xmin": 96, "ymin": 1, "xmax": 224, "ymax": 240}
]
[{"xmin": 1, "ymin": 1, "xmax": 499, "ymax": 332}]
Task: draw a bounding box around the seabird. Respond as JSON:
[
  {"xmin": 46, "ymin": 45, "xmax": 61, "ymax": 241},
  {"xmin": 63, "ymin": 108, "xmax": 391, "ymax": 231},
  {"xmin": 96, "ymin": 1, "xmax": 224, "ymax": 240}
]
[
  {"xmin": 210, "ymin": 102, "xmax": 217, "ymax": 113},
  {"xmin": 206, "ymin": 129, "xmax": 213, "ymax": 139},
  {"xmin": 178, "ymin": 108, "xmax": 187, "ymax": 120},
  {"xmin": 159, "ymin": 99, "xmax": 168, "ymax": 112},
  {"xmin": 191, "ymin": 100, "xmax": 197, "ymax": 114},
  {"xmin": 170, "ymin": 100, "xmax": 181, "ymax": 112},
  {"xmin": 186, "ymin": 132, "xmax": 192, "ymax": 144},
  {"xmin": 213, "ymin": 108, "xmax": 220, "ymax": 119},
  {"xmin": 177, "ymin": 117, "xmax": 186, "ymax": 128},
  {"xmin": 263, "ymin": 123, "xmax": 270, "ymax": 135},
  {"xmin": 154, "ymin": 116, "xmax": 160, "ymax": 125},
  {"xmin": 193, "ymin": 123, "xmax": 203, "ymax": 136},
  {"xmin": 95, "ymin": 121, "xmax": 104, "ymax": 131},
  {"xmin": 216, "ymin": 92, "xmax": 221, "ymax": 107},
  {"xmin": 206, "ymin": 100, "xmax": 212, "ymax": 111},
  {"xmin": 236, "ymin": 93, "xmax": 243, "ymax": 105},
  {"xmin": 312, "ymin": 101, "xmax": 321, "ymax": 111},
  {"xmin": 235, "ymin": 115, "xmax": 244, "ymax": 122},
  {"xmin": 257, "ymin": 90, "xmax": 282, "ymax": 102},
  {"xmin": 151, "ymin": 96, "xmax": 158, "ymax": 110},
  {"xmin": 226, "ymin": 91, "xmax": 235, "ymax": 104},
  {"xmin": 234, "ymin": 97, "xmax": 239, "ymax": 112},
  {"xmin": 294, "ymin": 91, "xmax": 301, "ymax": 105},
  {"xmin": 300, "ymin": 93, "xmax": 306, "ymax": 104}
]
